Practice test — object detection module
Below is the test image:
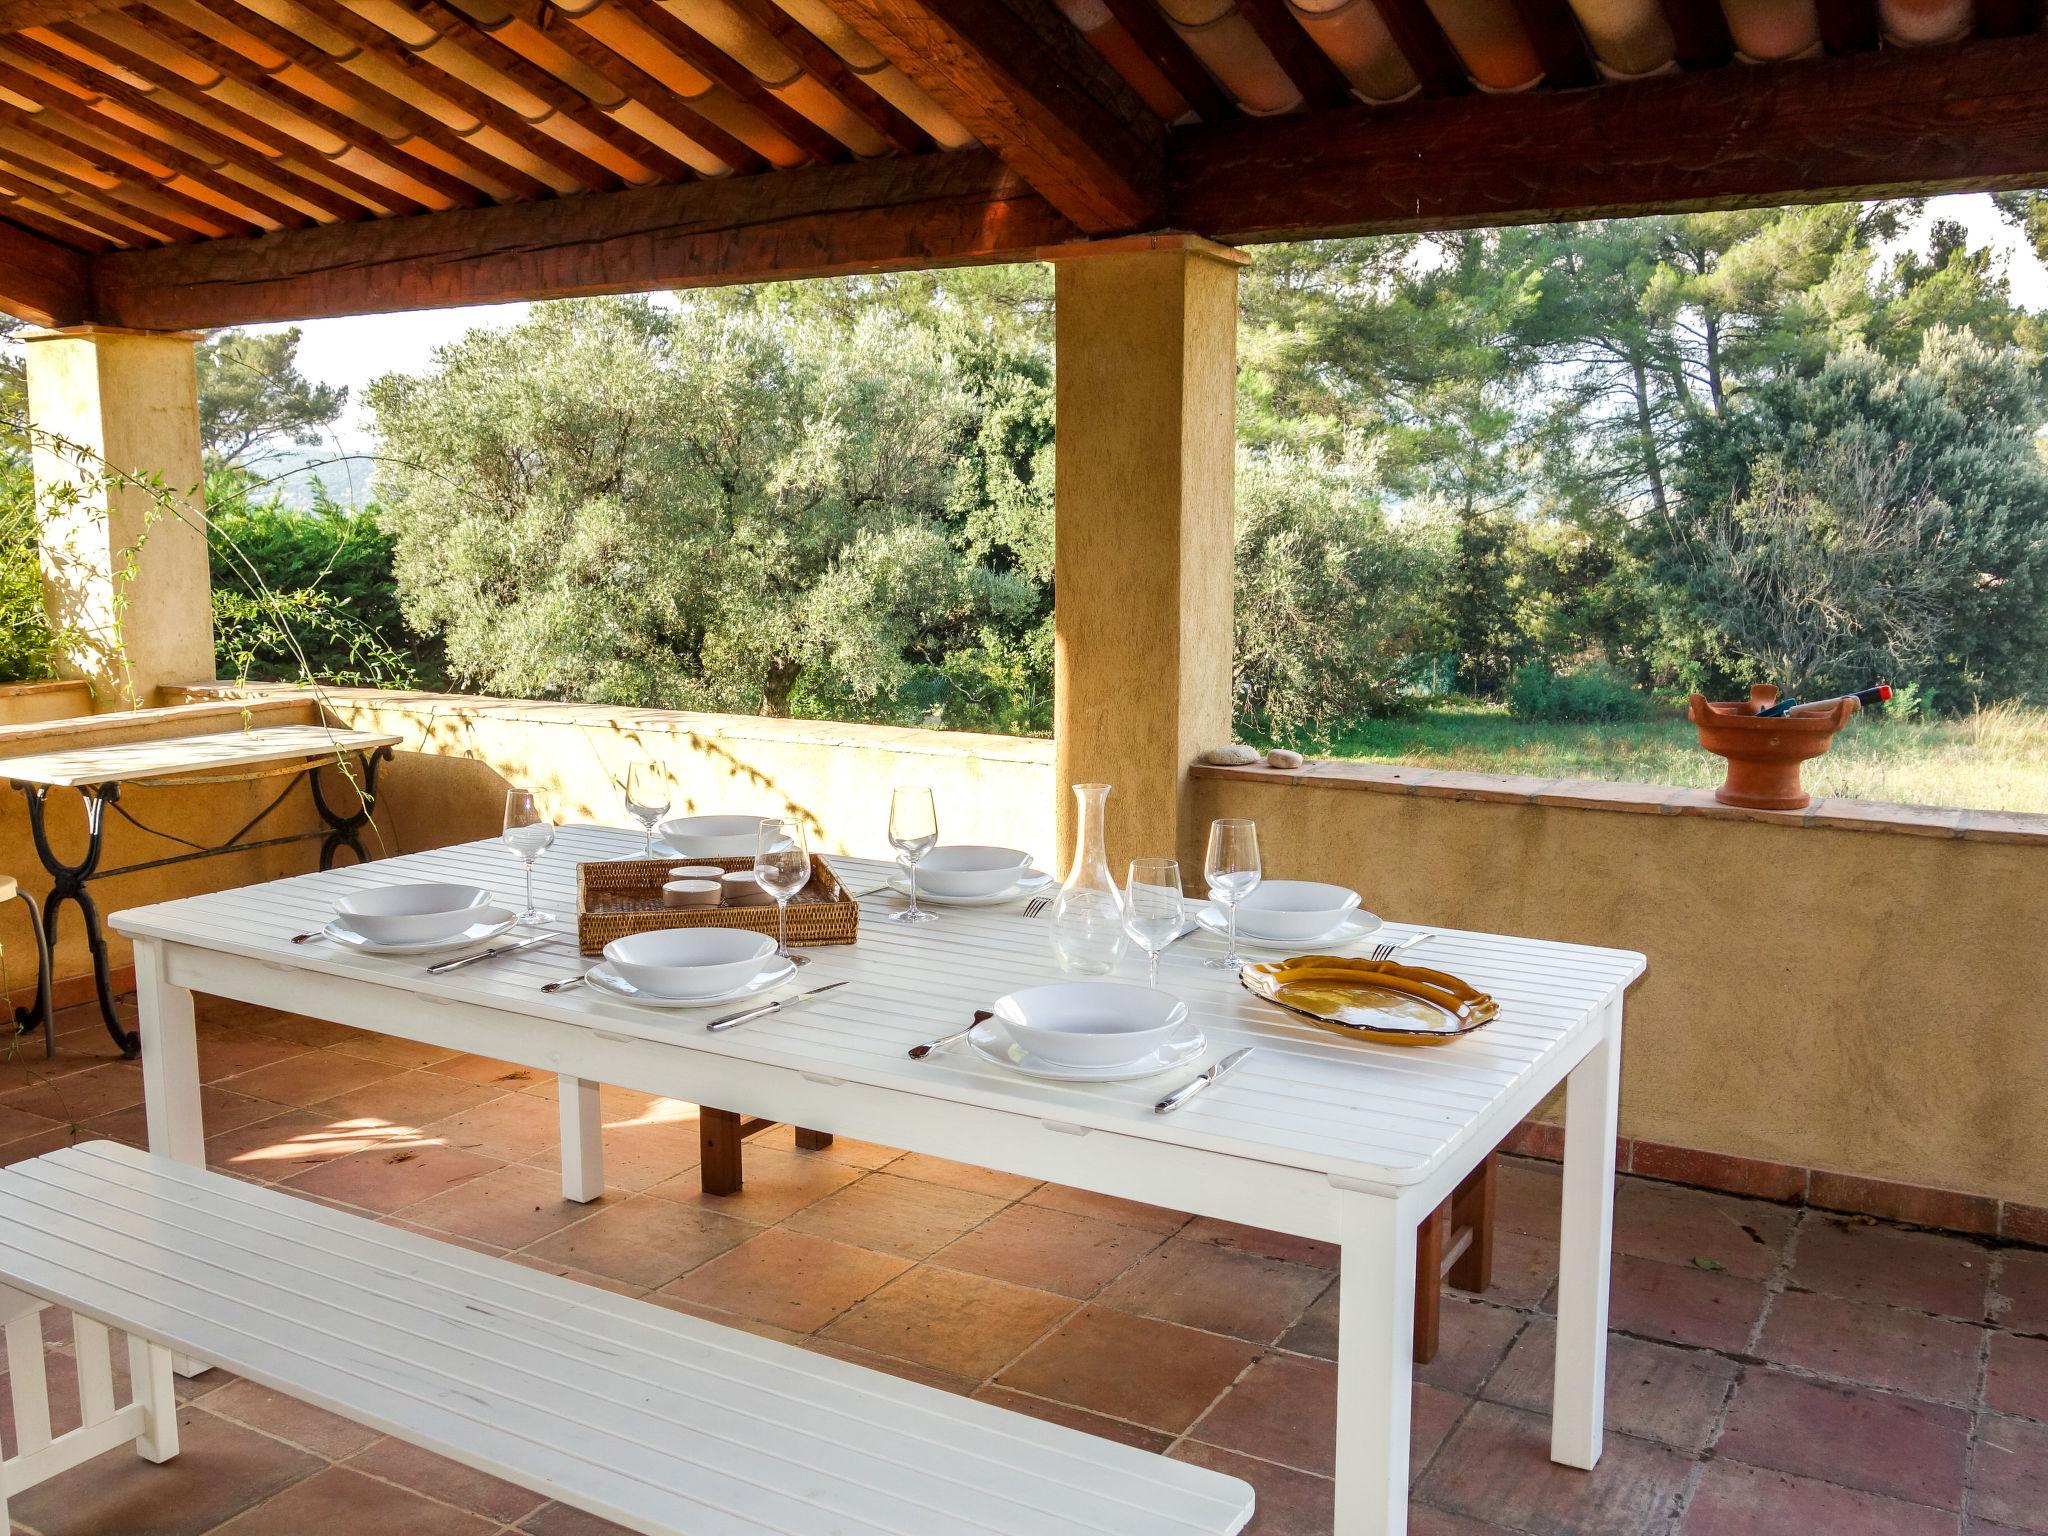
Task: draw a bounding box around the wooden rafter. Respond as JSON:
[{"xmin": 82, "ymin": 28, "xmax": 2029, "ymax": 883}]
[
  {"xmin": 88, "ymin": 150, "xmax": 1078, "ymax": 328},
  {"xmin": 1175, "ymin": 32, "xmax": 2048, "ymax": 241},
  {"xmin": 1095, "ymin": 0, "xmax": 1232, "ymax": 122},
  {"xmin": 1503, "ymin": 0, "xmax": 1598, "ymax": 87},
  {"xmin": 0, "ymin": 213, "xmax": 89, "ymax": 323},
  {"xmin": 1657, "ymin": 0, "xmax": 1734, "ymax": 69},
  {"xmin": 0, "ymin": 0, "xmax": 115, "ymax": 29},
  {"xmin": 1370, "ymin": 0, "xmax": 1470, "ymax": 95},
  {"xmin": 1234, "ymin": 0, "xmax": 1350, "ymax": 110},
  {"xmin": 1814, "ymin": 0, "xmax": 1879, "ymax": 53},
  {"xmin": 719, "ymin": 0, "xmax": 931, "ymax": 156},
  {"xmin": 0, "ymin": 143, "xmax": 169, "ymax": 243},
  {"xmin": 0, "ymin": 180, "xmax": 113, "ymax": 249},
  {"xmin": 809, "ymin": 0, "xmax": 1164, "ymax": 230}
]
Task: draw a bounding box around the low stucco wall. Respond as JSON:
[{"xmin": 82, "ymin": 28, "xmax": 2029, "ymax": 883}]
[
  {"xmin": 1194, "ymin": 763, "xmax": 2048, "ymax": 1213},
  {"xmin": 0, "ymin": 680, "xmax": 93, "ymax": 728}
]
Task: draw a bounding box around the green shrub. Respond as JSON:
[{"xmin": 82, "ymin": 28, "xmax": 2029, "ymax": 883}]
[
  {"xmin": 0, "ymin": 465, "xmax": 54, "ymax": 683},
  {"xmin": 1508, "ymin": 663, "xmax": 1654, "ymax": 723}
]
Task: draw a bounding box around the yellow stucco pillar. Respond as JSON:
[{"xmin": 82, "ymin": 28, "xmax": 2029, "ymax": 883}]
[
  {"xmin": 1052, "ymin": 235, "xmax": 1244, "ymax": 878},
  {"xmin": 22, "ymin": 325, "xmax": 215, "ymax": 710}
]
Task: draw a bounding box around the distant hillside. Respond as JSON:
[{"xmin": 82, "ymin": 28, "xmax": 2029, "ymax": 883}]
[{"xmin": 232, "ymin": 449, "xmax": 381, "ymax": 512}]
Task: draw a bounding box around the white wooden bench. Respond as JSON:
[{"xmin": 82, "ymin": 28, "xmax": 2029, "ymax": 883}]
[{"xmin": 0, "ymin": 1142, "xmax": 1255, "ymax": 1535}]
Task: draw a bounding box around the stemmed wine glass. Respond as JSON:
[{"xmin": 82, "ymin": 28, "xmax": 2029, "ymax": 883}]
[
  {"xmin": 623, "ymin": 763, "xmax": 671, "ymax": 857},
  {"xmin": 887, "ymin": 786, "xmax": 939, "ymax": 925},
  {"xmin": 1124, "ymin": 857, "xmax": 1185, "ymax": 990},
  {"xmin": 502, "ymin": 788, "xmax": 557, "ymax": 926},
  {"xmin": 755, "ymin": 818, "xmax": 810, "ymax": 962},
  {"xmin": 1203, "ymin": 818, "xmax": 1261, "ymax": 970}
]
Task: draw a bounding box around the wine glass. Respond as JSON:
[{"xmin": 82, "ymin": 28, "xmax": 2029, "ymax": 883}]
[
  {"xmin": 1203, "ymin": 818, "xmax": 1261, "ymax": 970},
  {"xmin": 755, "ymin": 818, "xmax": 810, "ymax": 962},
  {"xmin": 887, "ymin": 786, "xmax": 939, "ymax": 925},
  {"xmin": 623, "ymin": 763, "xmax": 671, "ymax": 857},
  {"xmin": 1124, "ymin": 857, "xmax": 1185, "ymax": 990},
  {"xmin": 502, "ymin": 788, "xmax": 556, "ymax": 926}
]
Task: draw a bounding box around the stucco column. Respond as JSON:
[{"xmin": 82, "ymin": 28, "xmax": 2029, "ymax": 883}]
[
  {"xmin": 22, "ymin": 325, "xmax": 214, "ymax": 710},
  {"xmin": 1052, "ymin": 235, "xmax": 1244, "ymax": 877}
]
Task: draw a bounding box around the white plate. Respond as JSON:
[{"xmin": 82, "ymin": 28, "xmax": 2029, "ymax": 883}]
[
  {"xmin": 1195, "ymin": 906, "xmax": 1382, "ymax": 951},
  {"xmin": 885, "ymin": 870, "xmax": 1053, "ymax": 907},
  {"xmin": 967, "ymin": 1018, "xmax": 1205, "ymax": 1082},
  {"xmin": 323, "ymin": 910, "xmax": 518, "ymax": 956},
  {"xmin": 582, "ymin": 956, "xmax": 798, "ymax": 1010}
]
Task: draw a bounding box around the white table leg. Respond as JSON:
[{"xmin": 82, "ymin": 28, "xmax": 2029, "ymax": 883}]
[
  {"xmin": 1551, "ymin": 997, "xmax": 1623, "ymax": 1469},
  {"xmin": 1333, "ymin": 1190, "xmax": 1418, "ymax": 1536},
  {"xmin": 558, "ymin": 1075, "xmax": 604, "ymax": 1202},
  {"xmin": 136, "ymin": 938, "xmax": 210, "ymax": 1376}
]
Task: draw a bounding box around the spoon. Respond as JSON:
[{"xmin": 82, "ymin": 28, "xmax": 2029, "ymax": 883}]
[{"xmin": 909, "ymin": 1009, "xmax": 993, "ymax": 1060}]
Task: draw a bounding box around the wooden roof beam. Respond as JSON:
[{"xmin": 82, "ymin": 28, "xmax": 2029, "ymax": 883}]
[
  {"xmin": 1096, "ymin": 0, "xmax": 1232, "ymax": 122},
  {"xmin": 805, "ymin": 0, "xmax": 1165, "ymax": 231},
  {"xmin": 1234, "ymin": 0, "xmax": 1351, "ymax": 110},
  {"xmin": 717, "ymin": 0, "xmax": 931, "ymax": 155},
  {"xmin": 0, "ymin": 213, "xmax": 90, "ymax": 323}
]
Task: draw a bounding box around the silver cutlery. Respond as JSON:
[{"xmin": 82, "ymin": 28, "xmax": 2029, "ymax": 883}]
[
  {"xmin": 426, "ymin": 932, "xmax": 556, "ymax": 975},
  {"xmin": 909, "ymin": 1009, "xmax": 993, "ymax": 1060},
  {"xmin": 706, "ymin": 979, "xmax": 849, "ymax": 1033},
  {"xmin": 1022, "ymin": 896, "xmax": 1052, "ymax": 919},
  {"xmin": 1154, "ymin": 1047, "xmax": 1254, "ymax": 1114},
  {"xmin": 1370, "ymin": 931, "xmax": 1434, "ymax": 963},
  {"xmin": 540, "ymin": 973, "xmax": 585, "ymax": 994},
  {"xmin": 290, "ymin": 929, "xmax": 329, "ymax": 945}
]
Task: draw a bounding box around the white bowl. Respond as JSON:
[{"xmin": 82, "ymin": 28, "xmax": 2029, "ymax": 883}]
[
  {"xmin": 1218, "ymin": 880, "xmax": 1362, "ymax": 942},
  {"xmin": 991, "ymin": 982, "xmax": 1189, "ymax": 1068},
  {"xmin": 655, "ymin": 815, "xmax": 782, "ymax": 858},
  {"xmin": 333, "ymin": 883, "xmax": 492, "ymax": 945},
  {"xmin": 602, "ymin": 929, "xmax": 777, "ymax": 999},
  {"xmin": 914, "ymin": 845, "xmax": 1033, "ymax": 898}
]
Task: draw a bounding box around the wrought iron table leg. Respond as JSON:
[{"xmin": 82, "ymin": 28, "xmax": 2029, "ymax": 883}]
[
  {"xmin": 11, "ymin": 888, "xmax": 53, "ymax": 1059},
  {"xmin": 12, "ymin": 782, "xmax": 133, "ymax": 1057},
  {"xmin": 310, "ymin": 746, "xmax": 390, "ymax": 868}
]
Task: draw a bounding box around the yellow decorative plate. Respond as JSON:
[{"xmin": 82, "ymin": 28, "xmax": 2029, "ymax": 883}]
[{"xmin": 1240, "ymin": 956, "xmax": 1499, "ymax": 1047}]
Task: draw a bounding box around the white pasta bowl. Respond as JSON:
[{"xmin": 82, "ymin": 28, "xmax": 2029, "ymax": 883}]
[
  {"xmin": 990, "ymin": 982, "xmax": 1188, "ymax": 1068},
  {"xmin": 655, "ymin": 814, "xmax": 781, "ymax": 858},
  {"xmin": 333, "ymin": 884, "xmax": 492, "ymax": 945},
  {"xmin": 914, "ymin": 846, "xmax": 1034, "ymax": 898},
  {"xmin": 1221, "ymin": 881, "xmax": 1362, "ymax": 942},
  {"xmin": 603, "ymin": 928, "xmax": 777, "ymax": 998}
]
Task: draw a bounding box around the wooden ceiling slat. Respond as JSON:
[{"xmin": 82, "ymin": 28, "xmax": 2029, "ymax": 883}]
[
  {"xmin": 0, "ymin": 103, "xmax": 262, "ymax": 235},
  {"xmin": 537, "ymin": 9, "xmax": 770, "ymax": 173},
  {"xmin": 0, "ymin": 160, "xmax": 142, "ymax": 246},
  {"xmin": 1976, "ymin": 0, "xmax": 2042, "ymax": 34},
  {"xmin": 1095, "ymin": 0, "xmax": 1232, "ymax": 122},
  {"xmin": 1370, "ymin": 0, "xmax": 1472, "ymax": 95},
  {"xmin": 196, "ymin": 0, "xmax": 556, "ymax": 200},
  {"xmin": 130, "ymin": 10, "xmax": 490, "ymax": 210},
  {"xmin": 718, "ymin": 0, "xmax": 931, "ymax": 155},
  {"xmin": 1657, "ymin": 0, "xmax": 1734, "ymax": 68},
  {"xmin": 0, "ymin": 53, "xmax": 315, "ymax": 227},
  {"xmin": 284, "ymin": 0, "xmax": 625, "ymax": 192},
  {"xmin": 1233, "ymin": 0, "xmax": 1352, "ymax": 109},
  {"xmin": 0, "ymin": 1, "xmax": 117, "ymax": 29},
  {"xmin": 1814, "ymin": 0, "xmax": 1879, "ymax": 52},
  {"xmin": 604, "ymin": 0, "xmax": 848, "ymax": 165},
  {"xmin": 0, "ymin": 211, "xmax": 90, "ymax": 322},
  {"xmin": 0, "ymin": 188, "xmax": 113, "ymax": 250},
  {"xmin": 1504, "ymin": 0, "xmax": 1599, "ymax": 87},
  {"xmin": 0, "ymin": 141, "xmax": 193, "ymax": 243},
  {"xmin": 41, "ymin": 21, "xmax": 414, "ymax": 217},
  {"xmin": 404, "ymin": 0, "xmax": 692, "ymax": 182}
]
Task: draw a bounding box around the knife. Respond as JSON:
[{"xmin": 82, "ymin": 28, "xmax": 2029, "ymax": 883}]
[
  {"xmin": 1154, "ymin": 1047, "xmax": 1254, "ymax": 1114},
  {"xmin": 425, "ymin": 932, "xmax": 557, "ymax": 975},
  {"xmin": 706, "ymin": 979, "xmax": 849, "ymax": 1033}
]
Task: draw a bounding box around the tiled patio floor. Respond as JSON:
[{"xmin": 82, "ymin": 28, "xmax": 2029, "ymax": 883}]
[{"xmin": 0, "ymin": 997, "xmax": 2043, "ymax": 1536}]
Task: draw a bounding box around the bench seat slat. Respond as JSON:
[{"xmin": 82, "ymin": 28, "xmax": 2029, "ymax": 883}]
[{"xmin": 0, "ymin": 1146, "xmax": 1254, "ymax": 1536}]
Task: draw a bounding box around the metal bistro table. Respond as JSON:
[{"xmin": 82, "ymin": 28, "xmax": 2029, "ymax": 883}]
[
  {"xmin": 117, "ymin": 825, "xmax": 1642, "ymax": 1536},
  {"xmin": 0, "ymin": 724, "xmax": 400, "ymax": 1056}
]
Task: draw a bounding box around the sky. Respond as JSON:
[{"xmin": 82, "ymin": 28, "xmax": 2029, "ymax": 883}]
[{"xmin": 255, "ymin": 192, "xmax": 2048, "ymax": 456}]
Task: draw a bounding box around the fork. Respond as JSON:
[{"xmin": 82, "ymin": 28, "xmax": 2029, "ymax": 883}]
[
  {"xmin": 1023, "ymin": 896, "xmax": 1052, "ymax": 919},
  {"xmin": 1370, "ymin": 931, "xmax": 1433, "ymax": 962}
]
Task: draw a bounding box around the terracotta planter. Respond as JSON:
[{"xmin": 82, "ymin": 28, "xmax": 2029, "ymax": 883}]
[{"xmin": 1687, "ymin": 685, "xmax": 1859, "ymax": 812}]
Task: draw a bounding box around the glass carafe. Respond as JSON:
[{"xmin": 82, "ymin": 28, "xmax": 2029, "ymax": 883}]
[{"xmin": 1050, "ymin": 782, "xmax": 1126, "ymax": 975}]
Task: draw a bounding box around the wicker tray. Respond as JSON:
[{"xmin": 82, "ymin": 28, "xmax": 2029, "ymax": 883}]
[{"xmin": 576, "ymin": 854, "xmax": 858, "ymax": 954}]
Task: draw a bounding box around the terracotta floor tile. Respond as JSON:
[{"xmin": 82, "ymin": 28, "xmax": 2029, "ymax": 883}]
[
  {"xmin": 1969, "ymin": 1521, "xmax": 2041, "ymax": 1536},
  {"xmin": 1714, "ymin": 1366, "xmax": 1969, "ymax": 1510},
  {"xmin": 660, "ymin": 1227, "xmax": 910, "ymax": 1333},
  {"xmin": 646, "ymin": 1144, "xmax": 862, "ymax": 1224},
  {"xmin": 1987, "ymin": 1330, "xmax": 2048, "ymax": 1422},
  {"xmin": 0, "ymin": 1100, "xmax": 61, "ymax": 1147},
  {"xmin": 1609, "ymin": 1253, "xmax": 1767, "ymax": 1352},
  {"xmin": 520, "ymin": 1195, "xmax": 756, "ymax": 1288},
  {"xmin": 596, "ymin": 1119, "xmax": 706, "ymax": 1191},
  {"xmin": 0, "ymin": 1059, "xmax": 144, "ymax": 1123},
  {"xmin": 1759, "ymin": 1290, "xmax": 1983, "ymax": 1402},
  {"xmin": 210, "ymin": 1464, "xmax": 497, "ymax": 1535},
  {"xmin": 214, "ymin": 1050, "xmax": 404, "ymax": 1108},
  {"xmin": 801, "ymin": 1336, "xmax": 981, "ymax": 1395},
  {"xmin": 379, "ymin": 1215, "xmax": 509, "ymax": 1257},
  {"xmin": 1994, "ymin": 1248, "xmax": 2048, "ymax": 1335},
  {"xmin": 1415, "ymin": 1297, "xmax": 1528, "ymax": 1395},
  {"xmin": 1482, "ymin": 1316, "xmax": 1737, "ymax": 1452},
  {"xmin": 421, "ymin": 1091, "xmax": 562, "ymax": 1164},
  {"xmin": 746, "ymin": 1120, "xmax": 902, "ymax": 1169},
  {"xmin": 1412, "ymin": 1382, "xmax": 1471, "ymax": 1478},
  {"xmin": 205, "ymin": 1110, "xmax": 419, "ymax": 1183},
  {"xmin": 505, "ymin": 1252, "xmax": 650, "ymax": 1297},
  {"xmin": 783, "ymin": 1171, "xmax": 1007, "ymax": 1259},
  {"xmin": 819, "ymin": 1263, "xmax": 1072, "ymax": 1379},
  {"xmin": 1178, "ymin": 1215, "xmax": 1340, "ymax": 1269},
  {"xmin": 8, "ymin": 1405, "xmax": 319, "ymax": 1536},
  {"xmin": 401, "ymin": 1163, "xmax": 608, "ymax": 1248},
  {"xmin": 519, "ymin": 1502, "xmax": 640, "ymax": 1535},
  {"xmin": 1099, "ymin": 1238, "xmax": 1331, "ymax": 1346},
  {"xmin": 1023, "ymin": 1182, "xmax": 1190, "ymax": 1235},
  {"xmin": 195, "ymin": 1030, "xmax": 310, "ymax": 1084},
  {"xmin": 1409, "ymin": 1508, "xmax": 1520, "ymax": 1536},
  {"xmin": 1169, "ymin": 1441, "xmax": 1331, "ymax": 1536},
  {"xmin": 244, "ymin": 1015, "xmax": 373, "ymax": 1050},
  {"xmin": 641, "ymin": 1292, "xmax": 804, "ymax": 1345},
  {"xmin": 309, "ymin": 1070, "xmax": 501, "ymax": 1128},
  {"xmin": 1677, "ymin": 1460, "xmax": 1959, "ymax": 1536},
  {"xmin": 201, "ymin": 1376, "xmax": 383, "ymax": 1459},
  {"xmin": 1612, "ymin": 1178, "xmax": 1796, "ymax": 1280},
  {"xmin": 1793, "ymin": 1216, "xmax": 1993, "ymax": 1320},
  {"xmin": 1278, "ymin": 1276, "xmax": 1338, "ymax": 1360},
  {"xmin": 969, "ymin": 1385, "xmax": 1174, "ymax": 1452},
  {"xmin": 344, "ymin": 1436, "xmax": 550, "ymax": 1525},
  {"xmin": 883, "ymin": 1149, "xmax": 1039, "ymax": 1201},
  {"xmin": 328, "ymin": 1034, "xmax": 464, "ymax": 1069},
  {"xmin": 1483, "ymin": 1225, "xmax": 1562, "ymax": 1309},
  {"xmin": 932, "ymin": 1201, "xmax": 1166, "ymax": 1298},
  {"xmin": 1496, "ymin": 1155, "xmax": 1564, "ymax": 1240},
  {"xmin": 422, "ymin": 1052, "xmax": 547, "ymax": 1091},
  {"xmin": 283, "ymin": 1140, "xmax": 503, "ymax": 1214},
  {"xmin": 1191, "ymin": 1350, "xmax": 1337, "ymax": 1475},
  {"xmin": 1416, "ymin": 1400, "xmax": 1691, "ymax": 1535},
  {"xmin": 84, "ymin": 1084, "xmax": 279, "ymax": 1145},
  {"xmin": 1973, "ymin": 1412, "xmax": 2048, "ymax": 1532},
  {"xmin": 996, "ymin": 1305, "xmax": 1258, "ymax": 1433}
]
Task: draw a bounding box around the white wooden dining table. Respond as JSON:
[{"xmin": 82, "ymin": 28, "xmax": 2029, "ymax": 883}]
[{"xmin": 114, "ymin": 824, "xmax": 1643, "ymax": 1536}]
